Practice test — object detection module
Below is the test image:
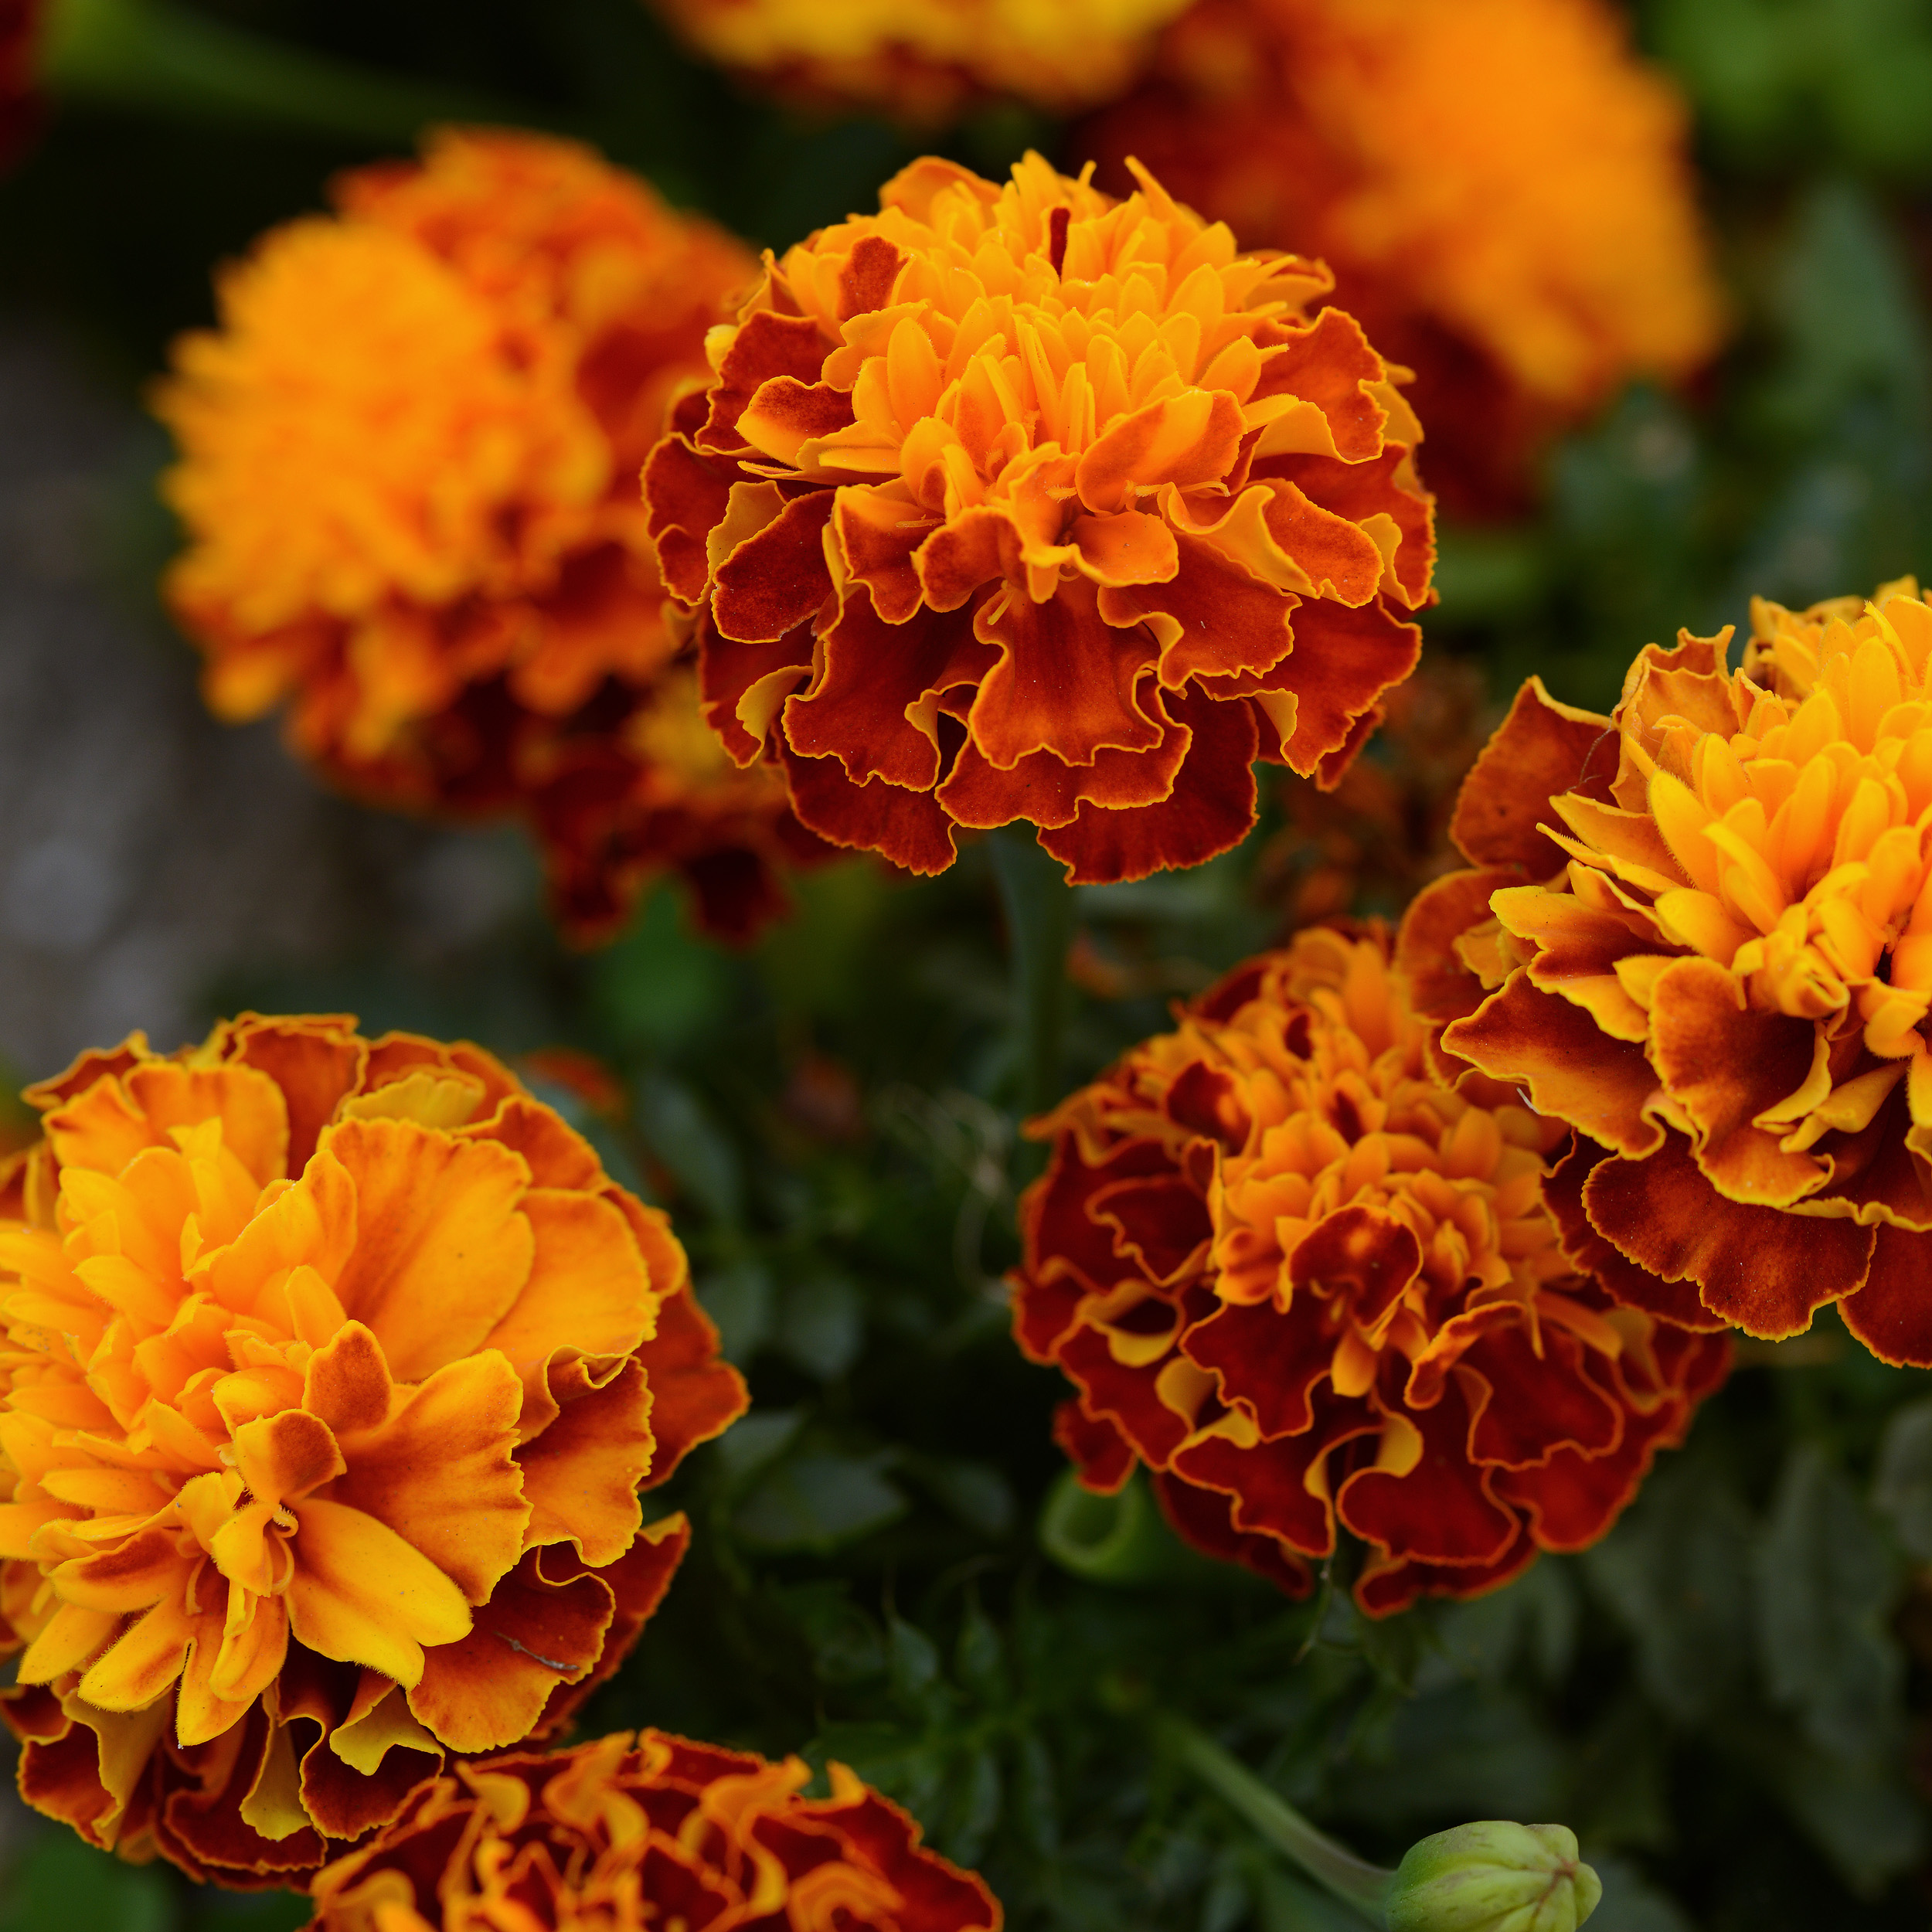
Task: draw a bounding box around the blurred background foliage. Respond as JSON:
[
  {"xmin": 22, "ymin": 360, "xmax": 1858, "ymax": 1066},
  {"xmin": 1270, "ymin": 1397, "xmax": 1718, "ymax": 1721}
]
[{"xmin": 9, "ymin": 1, "xmax": 1932, "ymax": 1929}]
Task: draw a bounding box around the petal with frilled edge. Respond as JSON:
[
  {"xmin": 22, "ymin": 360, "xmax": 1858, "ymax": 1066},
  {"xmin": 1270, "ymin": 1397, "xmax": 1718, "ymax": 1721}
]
[
  {"xmin": 1338, "ymin": 1375, "xmax": 1519, "ymax": 1569},
  {"xmin": 322, "ymin": 1119, "xmax": 534, "ymax": 1383},
  {"xmin": 479, "ymin": 1188, "xmax": 653, "ymax": 1400},
  {"xmin": 776, "ymin": 740, "xmax": 958, "ymax": 875},
  {"xmin": 1838, "ymin": 1225, "xmax": 1932, "ymax": 1366},
  {"xmin": 785, "ymin": 599, "xmax": 991, "ymax": 792},
  {"xmin": 405, "ymin": 1545, "xmax": 614, "ymax": 1753},
  {"xmin": 1583, "ymin": 1135, "xmax": 1872, "ymax": 1337},
  {"xmin": 518, "ymin": 1355, "xmax": 651, "ymax": 1563},
  {"xmin": 1448, "ymin": 677, "xmax": 1609, "ymax": 871},
  {"xmin": 634, "ymin": 1285, "xmax": 748, "ymax": 1486},
  {"xmin": 326, "ymin": 1350, "xmax": 528, "ymax": 1604},
  {"xmin": 1053, "ymin": 1401, "xmax": 1134, "ymax": 1493},
  {"xmin": 1444, "ymin": 971, "xmax": 1664, "ymax": 1158},
  {"xmin": 968, "ymin": 577, "xmax": 1164, "ymax": 770},
  {"xmin": 1039, "ymin": 687, "xmax": 1258, "ymax": 884}
]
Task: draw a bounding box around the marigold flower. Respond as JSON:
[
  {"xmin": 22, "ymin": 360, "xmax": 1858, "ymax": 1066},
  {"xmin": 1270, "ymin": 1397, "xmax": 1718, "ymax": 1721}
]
[
  {"xmin": 152, "ymin": 128, "xmax": 820, "ymax": 943},
  {"xmin": 1408, "ymin": 579, "xmax": 1932, "ymax": 1368},
  {"xmin": 1077, "ymin": 0, "xmax": 1725, "ymax": 515},
  {"xmin": 645, "ymin": 0, "xmax": 1189, "ymax": 122},
  {"xmin": 311, "ymin": 1728, "xmax": 1002, "ymax": 1932},
  {"xmin": 0, "ymin": 1015, "xmax": 747, "ymax": 1883},
  {"xmin": 645, "ymin": 152, "xmax": 1434, "ymax": 885},
  {"xmin": 1011, "ymin": 926, "xmax": 1726, "ymax": 1615}
]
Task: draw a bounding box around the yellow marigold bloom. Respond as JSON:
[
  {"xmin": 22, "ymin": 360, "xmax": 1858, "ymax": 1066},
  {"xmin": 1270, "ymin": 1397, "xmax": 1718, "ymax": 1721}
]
[
  {"xmin": 311, "ymin": 1730, "xmax": 1002, "ymax": 1932},
  {"xmin": 1406, "ymin": 579, "xmax": 1932, "ymax": 1366},
  {"xmin": 151, "ymin": 129, "xmax": 819, "ymax": 944},
  {"xmin": 645, "ymin": 152, "xmax": 1434, "ymax": 883},
  {"xmin": 0, "ymin": 1016, "xmax": 747, "ymax": 1883},
  {"xmin": 646, "ymin": 0, "xmax": 1192, "ymax": 122},
  {"xmin": 1078, "ymin": 0, "xmax": 1726, "ymax": 515}
]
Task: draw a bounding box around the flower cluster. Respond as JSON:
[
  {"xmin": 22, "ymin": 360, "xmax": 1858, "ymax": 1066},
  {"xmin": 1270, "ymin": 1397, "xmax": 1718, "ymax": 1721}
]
[
  {"xmin": 1077, "ymin": 0, "xmax": 1724, "ymax": 515},
  {"xmin": 154, "ymin": 128, "xmax": 825, "ymax": 943},
  {"xmin": 1409, "ymin": 580, "xmax": 1932, "ymax": 1366},
  {"xmin": 1011, "ymin": 925, "xmax": 1726, "ymax": 1614},
  {"xmin": 645, "ymin": 151, "xmax": 1434, "ymax": 886},
  {"xmin": 646, "ymin": 0, "xmax": 1190, "ymax": 123},
  {"xmin": 311, "ymin": 1728, "xmax": 1002, "ymax": 1932},
  {"xmin": 0, "ymin": 1015, "xmax": 747, "ymax": 1883}
]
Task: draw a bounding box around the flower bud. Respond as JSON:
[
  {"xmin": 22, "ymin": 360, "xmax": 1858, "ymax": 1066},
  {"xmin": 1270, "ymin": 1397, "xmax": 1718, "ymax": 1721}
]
[{"xmin": 1383, "ymin": 1822, "xmax": 1601, "ymax": 1932}]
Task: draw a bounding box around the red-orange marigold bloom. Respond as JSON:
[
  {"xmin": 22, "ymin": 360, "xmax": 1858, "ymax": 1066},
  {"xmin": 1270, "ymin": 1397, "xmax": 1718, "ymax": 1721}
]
[
  {"xmin": 644, "ymin": 152, "xmax": 1435, "ymax": 886},
  {"xmin": 0, "ymin": 1015, "xmax": 747, "ymax": 1884},
  {"xmin": 1012, "ymin": 926, "xmax": 1727, "ymax": 1614},
  {"xmin": 152, "ymin": 128, "xmax": 822, "ymax": 943},
  {"xmin": 1409, "ymin": 579, "xmax": 1932, "ymax": 1368},
  {"xmin": 646, "ymin": 0, "xmax": 1190, "ymax": 123},
  {"xmin": 1077, "ymin": 0, "xmax": 1726, "ymax": 517},
  {"xmin": 311, "ymin": 1728, "xmax": 1002, "ymax": 1932}
]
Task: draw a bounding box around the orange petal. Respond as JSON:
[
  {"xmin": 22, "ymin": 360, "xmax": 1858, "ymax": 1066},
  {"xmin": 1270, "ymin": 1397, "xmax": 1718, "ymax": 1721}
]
[
  {"xmin": 710, "ymin": 492, "xmax": 838, "ymax": 645},
  {"xmin": 285, "ymin": 1498, "xmax": 472, "ymax": 1685},
  {"xmin": 324, "ymin": 1118, "xmax": 534, "ymax": 1383},
  {"xmin": 1583, "ymin": 1137, "xmax": 1871, "ymax": 1338},
  {"xmin": 327, "ymin": 1350, "xmax": 528, "ymax": 1604},
  {"xmin": 1448, "ymin": 676, "xmax": 1609, "ymax": 871},
  {"xmin": 518, "ymin": 1356, "xmax": 651, "ymax": 1565},
  {"xmin": 775, "ymin": 740, "xmax": 958, "ymax": 875}
]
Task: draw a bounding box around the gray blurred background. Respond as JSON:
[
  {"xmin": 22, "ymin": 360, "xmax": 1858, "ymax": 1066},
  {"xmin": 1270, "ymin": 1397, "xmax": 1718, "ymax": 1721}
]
[{"xmin": 0, "ymin": 313, "xmax": 533, "ymax": 1084}]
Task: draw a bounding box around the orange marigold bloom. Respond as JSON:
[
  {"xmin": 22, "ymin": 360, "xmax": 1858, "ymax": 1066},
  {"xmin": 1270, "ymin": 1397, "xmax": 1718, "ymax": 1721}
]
[
  {"xmin": 646, "ymin": 0, "xmax": 1189, "ymax": 122},
  {"xmin": 1012, "ymin": 926, "xmax": 1727, "ymax": 1615},
  {"xmin": 0, "ymin": 1015, "xmax": 747, "ymax": 1884},
  {"xmin": 1408, "ymin": 579, "xmax": 1932, "ymax": 1368},
  {"xmin": 645, "ymin": 153, "xmax": 1434, "ymax": 885},
  {"xmin": 153, "ymin": 128, "xmax": 825, "ymax": 943},
  {"xmin": 311, "ymin": 1728, "xmax": 1002, "ymax": 1932},
  {"xmin": 1077, "ymin": 0, "xmax": 1725, "ymax": 516}
]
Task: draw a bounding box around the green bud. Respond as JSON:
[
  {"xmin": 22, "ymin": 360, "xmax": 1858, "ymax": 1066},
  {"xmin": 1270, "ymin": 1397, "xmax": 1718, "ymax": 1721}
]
[{"xmin": 1383, "ymin": 1821, "xmax": 1601, "ymax": 1932}]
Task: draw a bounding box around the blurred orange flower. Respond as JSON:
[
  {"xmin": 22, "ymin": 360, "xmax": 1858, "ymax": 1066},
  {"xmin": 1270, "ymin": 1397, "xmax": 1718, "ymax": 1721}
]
[
  {"xmin": 1078, "ymin": 0, "xmax": 1725, "ymax": 516},
  {"xmin": 1411, "ymin": 580, "xmax": 1932, "ymax": 1365},
  {"xmin": 0, "ymin": 1015, "xmax": 747, "ymax": 1883},
  {"xmin": 645, "ymin": 151, "xmax": 1434, "ymax": 885},
  {"xmin": 312, "ymin": 1728, "xmax": 1002, "ymax": 1932},
  {"xmin": 154, "ymin": 128, "xmax": 827, "ymax": 943},
  {"xmin": 0, "ymin": 0, "xmax": 42, "ymax": 171},
  {"xmin": 646, "ymin": 0, "xmax": 1189, "ymax": 122},
  {"xmin": 1013, "ymin": 925, "xmax": 1726, "ymax": 1614}
]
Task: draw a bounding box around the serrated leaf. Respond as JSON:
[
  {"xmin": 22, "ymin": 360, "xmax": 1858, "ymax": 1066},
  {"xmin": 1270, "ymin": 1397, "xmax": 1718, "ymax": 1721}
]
[
  {"xmin": 775, "ymin": 1272, "xmax": 863, "ymax": 1379},
  {"xmin": 1582, "ymin": 1454, "xmax": 1753, "ymax": 1724},
  {"xmin": 698, "ymin": 1260, "xmax": 774, "ymax": 1368},
  {"xmin": 943, "ymin": 1746, "xmax": 1002, "ymax": 1867},
  {"xmin": 1872, "ymin": 1396, "xmax": 1932, "ymax": 1561},
  {"xmin": 634, "ymin": 1070, "xmax": 743, "ymax": 1223},
  {"xmin": 887, "ymin": 1614, "xmax": 943, "ymax": 1706},
  {"xmin": 733, "ymin": 1450, "xmax": 906, "ymax": 1551},
  {"xmin": 1753, "ymin": 1442, "xmax": 1903, "ymax": 1761}
]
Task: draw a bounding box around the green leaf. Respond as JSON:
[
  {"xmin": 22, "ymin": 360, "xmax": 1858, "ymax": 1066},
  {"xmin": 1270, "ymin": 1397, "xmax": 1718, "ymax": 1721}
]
[
  {"xmin": 1583, "ymin": 1853, "xmax": 1695, "ymax": 1932},
  {"xmin": 1753, "ymin": 1442, "xmax": 1904, "ymax": 1762},
  {"xmin": 697, "ymin": 1260, "xmax": 774, "ymax": 1368},
  {"xmin": 1582, "ymin": 1454, "xmax": 1753, "ymax": 1724},
  {"xmin": 774, "ymin": 1272, "xmax": 863, "ymax": 1380},
  {"xmin": 590, "ymin": 887, "xmax": 729, "ymax": 1054},
  {"xmin": 733, "ymin": 1450, "xmax": 906, "ymax": 1551},
  {"xmin": 1872, "ymin": 1395, "xmax": 1932, "ymax": 1561},
  {"xmin": 634, "ymin": 1071, "xmax": 743, "ymax": 1224},
  {"xmin": 1768, "ymin": 1736, "xmax": 1926, "ymax": 1895},
  {"xmin": 0, "ymin": 1833, "xmax": 176, "ymax": 1932}
]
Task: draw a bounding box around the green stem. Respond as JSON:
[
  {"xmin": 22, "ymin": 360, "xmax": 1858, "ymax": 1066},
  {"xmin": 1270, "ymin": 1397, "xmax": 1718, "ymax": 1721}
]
[
  {"xmin": 989, "ymin": 823, "xmax": 1074, "ymax": 1121},
  {"xmin": 1154, "ymin": 1710, "xmax": 1393, "ymax": 1926},
  {"xmin": 38, "ymin": 0, "xmax": 521, "ymax": 141}
]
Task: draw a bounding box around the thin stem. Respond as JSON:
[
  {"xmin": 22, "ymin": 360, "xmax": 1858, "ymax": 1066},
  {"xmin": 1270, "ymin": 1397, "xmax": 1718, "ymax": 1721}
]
[
  {"xmin": 1154, "ymin": 1710, "xmax": 1393, "ymax": 1925},
  {"xmin": 39, "ymin": 0, "xmax": 519, "ymax": 141},
  {"xmin": 989, "ymin": 824, "xmax": 1074, "ymax": 1121}
]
